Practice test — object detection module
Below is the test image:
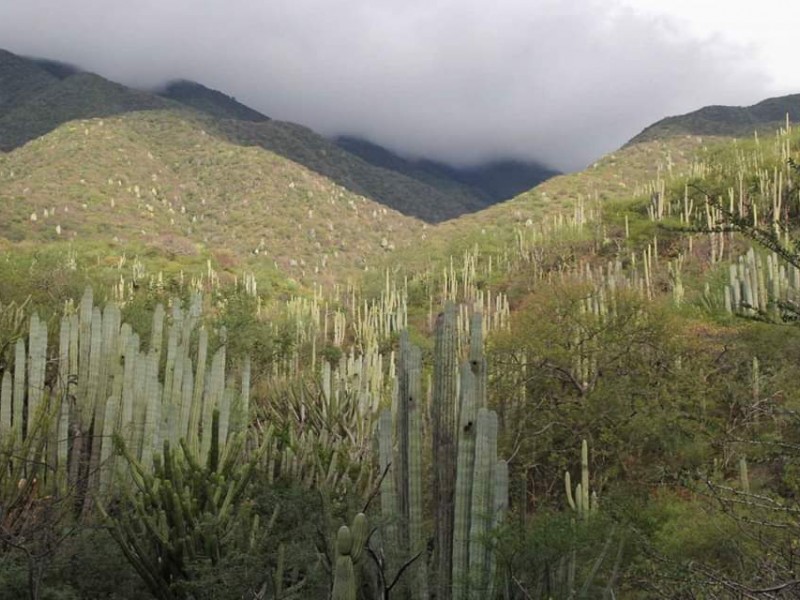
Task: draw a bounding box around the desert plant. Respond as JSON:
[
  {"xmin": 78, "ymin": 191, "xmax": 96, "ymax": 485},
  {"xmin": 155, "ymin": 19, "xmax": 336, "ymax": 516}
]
[{"xmin": 98, "ymin": 410, "xmax": 270, "ymax": 600}]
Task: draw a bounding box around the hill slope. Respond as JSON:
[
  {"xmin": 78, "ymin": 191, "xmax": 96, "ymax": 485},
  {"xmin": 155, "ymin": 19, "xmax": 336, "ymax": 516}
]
[
  {"xmin": 629, "ymin": 93, "xmax": 800, "ymax": 144},
  {"xmin": 0, "ymin": 69, "xmax": 174, "ymax": 151},
  {"xmin": 430, "ymin": 95, "xmax": 800, "ymax": 257},
  {"xmin": 0, "ymin": 49, "xmax": 500, "ymax": 222},
  {"xmin": 0, "ymin": 110, "xmax": 424, "ymax": 286},
  {"xmin": 427, "ymin": 134, "xmax": 707, "ymax": 253},
  {"xmin": 334, "ymin": 135, "xmax": 559, "ymax": 206},
  {"xmin": 157, "ymin": 79, "xmax": 270, "ymax": 122},
  {"xmin": 28, "ymin": 57, "xmax": 83, "ymax": 80},
  {"xmin": 217, "ymin": 119, "xmax": 491, "ymax": 222},
  {"xmin": 0, "ymin": 49, "xmax": 60, "ymax": 117}
]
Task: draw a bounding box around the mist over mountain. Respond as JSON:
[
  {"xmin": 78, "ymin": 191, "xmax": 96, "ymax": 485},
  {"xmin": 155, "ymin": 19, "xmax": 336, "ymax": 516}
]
[
  {"xmin": 28, "ymin": 57, "xmax": 83, "ymax": 80},
  {"xmin": 156, "ymin": 80, "xmax": 270, "ymax": 123},
  {"xmin": 4, "ymin": 46, "xmax": 797, "ymax": 228},
  {"xmin": 0, "ymin": 0, "xmax": 777, "ymax": 173},
  {"xmin": 335, "ymin": 136, "xmax": 559, "ymax": 205},
  {"xmin": 0, "ymin": 48, "xmax": 556, "ymax": 222}
]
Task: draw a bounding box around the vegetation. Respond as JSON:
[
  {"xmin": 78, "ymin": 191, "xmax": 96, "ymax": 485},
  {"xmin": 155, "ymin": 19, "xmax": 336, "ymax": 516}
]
[
  {"xmin": 629, "ymin": 94, "xmax": 800, "ymax": 144},
  {"xmin": 0, "ymin": 48, "xmax": 548, "ymax": 223},
  {"xmin": 5, "ymin": 46, "xmax": 800, "ymax": 599}
]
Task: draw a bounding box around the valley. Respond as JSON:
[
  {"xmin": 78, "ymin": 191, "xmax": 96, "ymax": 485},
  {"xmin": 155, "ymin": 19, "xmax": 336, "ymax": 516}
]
[{"xmin": 1, "ymin": 47, "xmax": 800, "ymax": 600}]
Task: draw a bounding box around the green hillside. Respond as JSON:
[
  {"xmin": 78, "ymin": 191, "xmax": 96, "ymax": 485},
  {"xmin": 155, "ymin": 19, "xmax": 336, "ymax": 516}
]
[
  {"xmin": 29, "ymin": 56, "xmax": 84, "ymax": 79},
  {"xmin": 335, "ymin": 135, "xmax": 559, "ymax": 205},
  {"xmin": 216, "ymin": 118, "xmax": 490, "ymax": 221},
  {"xmin": 157, "ymin": 79, "xmax": 271, "ymax": 122},
  {"xmin": 411, "ymin": 134, "xmax": 708, "ymax": 266},
  {"xmin": 0, "ymin": 71, "xmax": 174, "ymax": 151},
  {"xmin": 0, "ymin": 110, "xmax": 424, "ymax": 288},
  {"xmin": 0, "ymin": 48, "xmax": 60, "ymax": 116},
  {"xmin": 0, "ymin": 49, "xmax": 531, "ymax": 222},
  {"xmin": 629, "ymin": 93, "xmax": 800, "ymax": 144}
]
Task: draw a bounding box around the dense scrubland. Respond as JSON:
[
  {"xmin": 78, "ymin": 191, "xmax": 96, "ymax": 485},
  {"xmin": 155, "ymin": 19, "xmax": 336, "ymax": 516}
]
[{"xmin": 3, "ymin": 50, "xmax": 800, "ymax": 600}]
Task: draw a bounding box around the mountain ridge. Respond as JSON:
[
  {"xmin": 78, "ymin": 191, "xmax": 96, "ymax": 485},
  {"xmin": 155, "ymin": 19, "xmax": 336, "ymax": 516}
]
[
  {"xmin": 334, "ymin": 135, "xmax": 560, "ymax": 207},
  {"xmin": 0, "ymin": 48, "xmax": 557, "ymax": 222},
  {"xmin": 156, "ymin": 79, "xmax": 271, "ymax": 123},
  {"xmin": 628, "ymin": 93, "xmax": 800, "ymax": 144}
]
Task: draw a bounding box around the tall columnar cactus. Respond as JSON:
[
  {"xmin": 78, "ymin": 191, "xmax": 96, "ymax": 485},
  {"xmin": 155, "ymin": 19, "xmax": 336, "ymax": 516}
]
[
  {"xmin": 452, "ymin": 312, "xmax": 497, "ymax": 599},
  {"xmin": 332, "ymin": 513, "xmax": 369, "ymax": 600},
  {"xmin": 740, "ymin": 456, "xmax": 751, "ymax": 493},
  {"xmin": 0, "ymin": 286, "xmax": 259, "ymax": 513},
  {"xmin": 451, "ymin": 361, "xmax": 478, "ymax": 598},
  {"xmin": 394, "ymin": 331, "xmax": 429, "ymax": 599},
  {"xmin": 432, "ymin": 302, "xmax": 458, "ymax": 600},
  {"xmin": 565, "ymin": 439, "xmax": 597, "ymax": 519},
  {"xmin": 333, "ymin": 526, "xmax": 357, "ymax": 600},
  {"xmin": 378, "ymin": 409, "xmax": 400, "ymax": 582},
  {"xmin": 378, "ymin": 308, "xmax": 506, "ymax": 600},
  {"xmin": 467, "ymin": 408, "xmax": 498, "ymax": 597}
]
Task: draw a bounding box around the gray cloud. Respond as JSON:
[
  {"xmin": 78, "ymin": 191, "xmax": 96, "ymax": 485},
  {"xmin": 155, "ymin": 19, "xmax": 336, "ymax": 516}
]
[{"xmin": 0, "ymin": 0, "xmax": 774, "ymax": 170}]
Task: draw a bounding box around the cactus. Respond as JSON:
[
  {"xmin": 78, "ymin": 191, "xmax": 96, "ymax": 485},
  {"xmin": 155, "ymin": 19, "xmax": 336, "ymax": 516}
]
[
  {"xmin": 0, "ymin": 286, "xmax": 265, "ymax": 517},
  {"xmin": 377, "ymin": 308, "xmax": 505, "ymax": 600},
  {"xmin": 565, "ymin": 439, "xmax": 596, "ymax": 519},
  {"xmin": 740, "ymin": 456, "xmax": 751, "ymax": 493},
  {"xmin": 332, "ymin": 526, "xmax": 357, "ymax": 600},
  {"xmin": 332, "ymin": 513, "xmax": 369, "ymax": 600},
  {"xmin": 396, "ymin": 331, "xmax": 429, "ymax": 599},
  {"xmin": 452, "ymin": 359, "xmax": 477, "ymax": 598},
  {"xmin": 99, "ymin": 409, "xmax": 268, "ymax": 600},
  {"xmin": 432, "ymin": 302, "xmax": 458, "ymax": 600},
  {"xmin": 467, "ymin": 408, "xmax": 498, "ymax": 597}
]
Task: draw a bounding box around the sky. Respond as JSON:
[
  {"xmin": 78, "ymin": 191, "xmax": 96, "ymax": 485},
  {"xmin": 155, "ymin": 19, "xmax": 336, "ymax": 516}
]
[{"xmin": 0, "ymin": 0, "xmax": 796, "ymax": 171}]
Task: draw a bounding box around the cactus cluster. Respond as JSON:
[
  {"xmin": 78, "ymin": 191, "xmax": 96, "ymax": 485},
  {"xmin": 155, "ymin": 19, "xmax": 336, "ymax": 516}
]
[
  {"xmin": 99, "ymin": 409, "xmax": 267, "ymax": 600},
  {"xmin": 332, "ymin": 513, "xmax": 369, "ymax": 600},
  {"xmin": 724, "ymin": 247, "xmax": 800, "ymax": 317},
  {"xmin": 378, "ymin": 304, "xmax": 508, "ymax": 600},
  {"xmin": 0, "ymin": 287, "xmax": 251, "ymax": 510}
]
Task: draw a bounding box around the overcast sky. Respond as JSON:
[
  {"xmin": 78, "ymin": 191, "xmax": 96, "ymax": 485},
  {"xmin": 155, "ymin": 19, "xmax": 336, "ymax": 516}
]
[{"xmin": 0, "ymin": 0, "xmax": 795, "ymax": 171}]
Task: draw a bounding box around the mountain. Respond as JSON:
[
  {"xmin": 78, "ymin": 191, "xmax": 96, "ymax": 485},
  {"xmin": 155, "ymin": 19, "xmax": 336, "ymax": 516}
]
[
  {"xmin": 334, "ymin": 135, "xmax": 559, "ymax": 205},
  {"xmin": 334, "ymin": 135, "xmax": 494, "ymax": 206},
  {"xmin": 29, "ymin": 57, "xmax": 83, "ymax": 79},
  {"xmin": 0, "ymin": 49, "xmax": 515, "ymax": 222},
  {"xmin": 428, "ymin": 158, "xmax": 560, "ymax": 202},
  {"xmin": 427, "ymin": 131, "xmax": 710, "ymax": 258},
  {"xmin": 0, "ymin": 64, "xmax": 174, "ymax": 150},
  {"xmin": 214, "ymin": 120, "xmax": 490, "ymax": 221},
  {"xmin": 157, "ymin": 79, "xmax": 270, "ymax": 122},
  {"xmin": 629, "ymin": 93, "xmax": 800, "ymax": 144},
  {"xmin": 0, "ymin": 49, "xmax": 59, "ymax": 116},
  {"xmin": 434, "ymin": 95, "xmax": 800, "ymax": 249}
]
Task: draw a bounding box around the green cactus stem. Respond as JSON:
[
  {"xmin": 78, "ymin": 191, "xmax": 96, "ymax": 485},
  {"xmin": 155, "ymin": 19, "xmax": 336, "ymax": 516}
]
[
  {"xmin": 332, "ymin": 513, "xmax": 368, "ymax": 600},
  {"xmin": 433, "ymin": 302, "xmax": 458, "ymax": 600}
]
